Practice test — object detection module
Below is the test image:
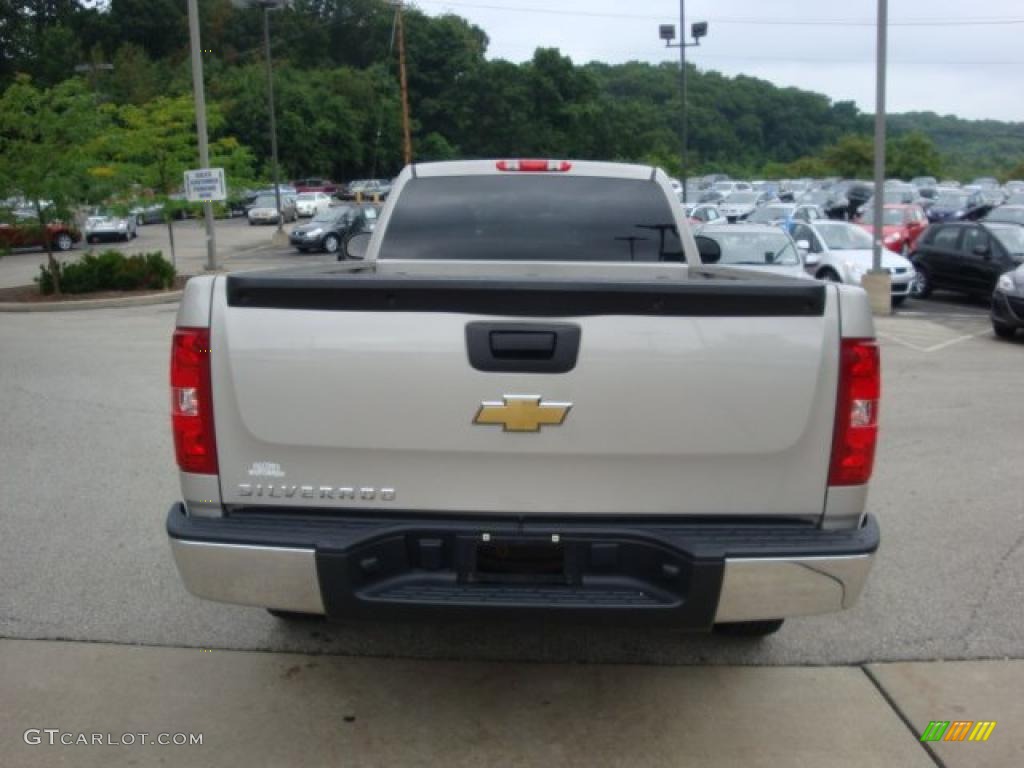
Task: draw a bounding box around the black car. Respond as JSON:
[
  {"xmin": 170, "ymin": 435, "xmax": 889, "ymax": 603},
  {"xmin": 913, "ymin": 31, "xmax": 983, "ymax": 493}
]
[
  {"xmin": 925, "ymin": 190, "xmax": 990, "ymax": 223},
  {"xmin": 910, "ymin": 221, "xmax": 1024, "ymax": 299},
  {"xmin": 288, "ymin": 204, "xmax": 378, "ymax": 255},
  {"xmin": 992, "ymin": 262, "xmax": 1024, "ymax": 339}
]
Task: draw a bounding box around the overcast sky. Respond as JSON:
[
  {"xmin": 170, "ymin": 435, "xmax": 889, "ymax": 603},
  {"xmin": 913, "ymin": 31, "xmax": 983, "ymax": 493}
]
[{"xmin": 414, "ymin": 0, "xmax": 1024, "ymax": 122}]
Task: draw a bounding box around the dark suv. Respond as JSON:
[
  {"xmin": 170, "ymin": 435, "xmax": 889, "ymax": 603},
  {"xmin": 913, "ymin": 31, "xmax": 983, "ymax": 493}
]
[
  {"xmin": 910, "ymin": 221, "xmax": 1024, "ymax": 299},
  {"xmin": 288, "ymin": 203, "xmax": 379, "ymax": 255}
]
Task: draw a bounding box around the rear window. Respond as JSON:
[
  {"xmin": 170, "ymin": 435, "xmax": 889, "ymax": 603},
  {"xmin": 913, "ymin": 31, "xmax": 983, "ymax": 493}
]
[{"xmin": 380, "ymin": 176, "xmax": 682, "ymax": 261}]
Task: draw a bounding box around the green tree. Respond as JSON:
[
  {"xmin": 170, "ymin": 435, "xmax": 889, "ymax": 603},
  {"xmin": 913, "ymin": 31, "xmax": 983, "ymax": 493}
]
[
  {"xmin": 887, "ymin": 131, "xmax": 942, "ymax": 179},
  {"xmin": 823, "ymin": 134, "xmax": 874, "ymax": 178},
  {"xmin": 0, "ymin": 75, "xmax": 108, "ymax": 292},
  {"xmin": 99, "ymin": 94, "xmax": 255, "ymax": 264}
]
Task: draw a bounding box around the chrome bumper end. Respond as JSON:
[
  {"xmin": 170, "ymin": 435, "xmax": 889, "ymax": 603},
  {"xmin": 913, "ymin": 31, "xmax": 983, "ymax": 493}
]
[
  {"xmin": 713, "ymin": 553, "xmax": 874, "ymax": 623},
  {"xmin": 169, "ymin": 538, "xmax": 325, "ymax": 615}
]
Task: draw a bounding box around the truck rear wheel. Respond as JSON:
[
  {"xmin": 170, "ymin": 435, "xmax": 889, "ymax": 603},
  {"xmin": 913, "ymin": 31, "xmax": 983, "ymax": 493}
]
[
  {"xmin": 266, "ymin": 609, "xmax": 325, "ymax": 622},
  {"xmin": 713, "ymin": 619, "xmax": 784, "ymax": 637}
]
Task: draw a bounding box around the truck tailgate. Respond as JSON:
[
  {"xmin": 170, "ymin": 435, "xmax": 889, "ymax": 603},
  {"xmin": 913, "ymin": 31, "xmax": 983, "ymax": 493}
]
[{"xmin": 211, "ymin": 272, "xmax": 839, "ymax": 519}]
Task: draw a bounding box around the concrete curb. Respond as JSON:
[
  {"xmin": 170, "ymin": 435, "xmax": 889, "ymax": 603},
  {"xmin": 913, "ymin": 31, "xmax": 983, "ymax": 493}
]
[{"xmin": 0, "ymin": 289, "xmax": 183, "ymax": 312}]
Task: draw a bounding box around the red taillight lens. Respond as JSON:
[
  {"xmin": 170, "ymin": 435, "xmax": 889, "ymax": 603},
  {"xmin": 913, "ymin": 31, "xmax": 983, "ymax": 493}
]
[
  {"xmin": 171, "ymin": 327, "xmax": 218, "ymax": 474},
  {"xmin": 496, "ymin": 159, "xmax": 572, "ymax": 172},
  {"xmin": 829, "ymin": 338, "xmax": 880, "ymax": 486}
]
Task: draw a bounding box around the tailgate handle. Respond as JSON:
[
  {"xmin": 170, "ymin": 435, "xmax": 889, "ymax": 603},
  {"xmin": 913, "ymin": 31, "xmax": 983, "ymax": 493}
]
[
  {"xmin": 490, "ymin": 331, "xmax": 556, "ymax": 359},
  {"xmin": 466, "ymin": 322, "xmax": 580, "ymax": 373}
]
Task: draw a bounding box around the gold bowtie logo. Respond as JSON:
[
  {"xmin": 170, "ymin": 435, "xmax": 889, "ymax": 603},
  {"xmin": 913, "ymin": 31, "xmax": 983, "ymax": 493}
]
[{"xmin": 473, "ymin": 395, "xmax": 572, "ymax": 433}]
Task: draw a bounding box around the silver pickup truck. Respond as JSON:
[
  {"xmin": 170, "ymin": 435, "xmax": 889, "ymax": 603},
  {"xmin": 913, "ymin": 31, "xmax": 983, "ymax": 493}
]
[{"xmin": 167, "ymin": 159, "xmax": 880, "ymax": 636}]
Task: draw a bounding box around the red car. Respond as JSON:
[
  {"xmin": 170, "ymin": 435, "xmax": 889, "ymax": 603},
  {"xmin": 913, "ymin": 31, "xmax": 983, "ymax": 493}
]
[
  {"xmin": 856, "ymin": 204, "xmax": 928, "ymax": 255},
  {"xmin": 292, "ymin": 177, "xmax": 339, "ymax": 196},
  {"xmin": 0, "ymin": 215, "xmax": 81, "ymax": 252}
]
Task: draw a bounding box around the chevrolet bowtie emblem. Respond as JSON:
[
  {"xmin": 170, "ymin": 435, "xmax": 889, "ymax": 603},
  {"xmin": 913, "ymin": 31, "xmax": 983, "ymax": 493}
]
[{"xmin": 473, "ymin": 395, "xmax": 572, "ymax": 433}]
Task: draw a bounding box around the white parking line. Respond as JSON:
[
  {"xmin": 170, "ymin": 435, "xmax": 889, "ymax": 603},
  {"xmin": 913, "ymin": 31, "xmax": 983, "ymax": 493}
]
[{"xmin": 877, "ymin": 329, "xmax": 992, "ymax": 353}]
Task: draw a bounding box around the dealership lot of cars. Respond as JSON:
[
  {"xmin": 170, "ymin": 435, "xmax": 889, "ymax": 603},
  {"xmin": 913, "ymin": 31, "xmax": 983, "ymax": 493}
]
[{"xmin": 681, "ymin": 173, "xmax": 1024, "ymax": 336}]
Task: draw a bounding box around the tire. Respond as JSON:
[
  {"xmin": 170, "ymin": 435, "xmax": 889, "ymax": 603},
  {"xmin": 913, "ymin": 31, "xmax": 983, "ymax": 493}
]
[
  {"xmin": 892, "ymin": 295, "xmax": 907, "ymax": 307},
  {"xmin": 55, "ymin": 233, "xmax": 74, "ymax": 251},
  {"xmin": 713, "ymin": 619, "xmax": 785, "ymax": 637},
  {"xmin": 248, "ymin": 219, "xmax": 255, "ymax": 226},
  {"xmin": 993, "ymin": 322, "xmax": 1017, "ymax": 339},
  {"xmin": 817, "ymin": 268, "xmax": 843, "ymax": 283},
  {"xmin": 322, "ymin": 234, "xmax": 340, "ymax": 255},
  {"xmin": 266, "ymin": 609, "xmax": 324, "ymax": 622},
  {"xmin": 910, "ymin": 266, "xmax": 932, "ymax": 299},
  {"xmin": 296, "ymin": 247, "xmax": 309, "ymax": 253}
]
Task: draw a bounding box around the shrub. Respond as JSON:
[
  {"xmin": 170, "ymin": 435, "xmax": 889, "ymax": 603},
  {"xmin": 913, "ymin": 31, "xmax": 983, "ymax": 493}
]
[{"xmin": 37, "ymin": 250, "xmax": 176, "ymax": 295}]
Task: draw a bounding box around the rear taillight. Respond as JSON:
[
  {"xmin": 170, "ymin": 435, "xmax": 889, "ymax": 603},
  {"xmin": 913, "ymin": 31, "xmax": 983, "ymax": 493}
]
[
  {"xmin": 829, "ymin": 338, "xmax": 880, "ymax": 486},
  {"xmin": 496, "ymin": 159, "xmax": 572, "ymax": 172},
  {"xmin": 171, "ymin": 327, "xmax": 218, "ymax": 474}
]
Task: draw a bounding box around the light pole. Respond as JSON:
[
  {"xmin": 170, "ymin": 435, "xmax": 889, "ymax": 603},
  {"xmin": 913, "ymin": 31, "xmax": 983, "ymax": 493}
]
[
  {"xmin": 659, "ymin": 5, "xmax": 708, "ymax": 204},
  {"xmin": 260, "ymin": 1, "xmax": 286, "ymax": 244},
  {"xmin": 863, "ymin": 0, "xmax": 892, "ymax": 315},
  {"xmin": 186, "ymin": 0, "xmax": 219, "ymax": 271},
  {"xmin": 235, "ymin": 0, "xmax": 288, "ymax": 244}
]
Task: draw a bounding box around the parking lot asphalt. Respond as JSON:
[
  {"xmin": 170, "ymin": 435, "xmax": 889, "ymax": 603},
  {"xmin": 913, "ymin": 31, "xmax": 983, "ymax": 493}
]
[
  {"xmin": 1, "ymin": 291, "xmax": 1020, "ymax": 666},
  {"xmin": 0, "ymin": 217, "xmax": 330, "ymax": 290}
]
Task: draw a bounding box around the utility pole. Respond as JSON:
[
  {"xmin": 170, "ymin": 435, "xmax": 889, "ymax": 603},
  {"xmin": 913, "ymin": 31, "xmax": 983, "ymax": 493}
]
[
  {"xmin": 261, "ymin": 2, "xmax": 287, "ymax": 245},
  {"xmin": 659, "ymin": 8, "xmax": 707, "ymax": 204},
  {"xmin": 863, "ymin": 0, "xmax": 892, "ymax": 314},
  {"xmin": 679, "ymin": 0, "xmax": 687, "ymax": 203},
  {"xmin": 186, "ymin": 0, "xmax": 219, "ymax": 271},
  {"xmin": 395, "ymin": 1, "xmax": 413, "ymax": 166}
]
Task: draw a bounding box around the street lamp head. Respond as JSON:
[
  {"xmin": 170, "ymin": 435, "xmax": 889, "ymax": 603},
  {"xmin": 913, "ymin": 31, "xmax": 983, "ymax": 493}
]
[
  {"xmin": 659, "ymin": 24, "xmax": 676, "ymax": 42},
  {"xmin": 691, "ymin": 21, "xmax": 708, "ymax": 40}
]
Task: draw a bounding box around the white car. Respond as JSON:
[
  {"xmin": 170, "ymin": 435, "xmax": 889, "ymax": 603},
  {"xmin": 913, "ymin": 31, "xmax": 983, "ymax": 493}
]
[
  {"xmin": 84, "ymin": 212, "xmax": 137, "ymax": 243},
  {"xmin": 684, "ymin": 203, "xmax": 723, "ymax": 224},
  {"xmin": 294, "ymin": 192, "xmax": 332, "ymax": 218},
  {"xmin": 693, "ymin": 223, "xmax": 812, "ymax": 280},
  {"xmin": 791, "ymin": 220, "xmax": 916, "ymax": 305},
  {"xmin": 718, "ymin": 191, "xmax": 760, "ymax": 222}
]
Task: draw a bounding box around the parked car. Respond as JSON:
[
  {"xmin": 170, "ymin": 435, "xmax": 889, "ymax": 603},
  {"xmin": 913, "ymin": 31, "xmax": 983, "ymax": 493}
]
[
  {"xmin": 799, "ymin": 189, "xmax": 847, "ymax": 219},
  {"xmin": 697, "ymin": 189, "xmax": 727, "ymax": 205},
  {"xmin": 247, "ymin": 194, "xmax": 297, "ymax": 225},
  {"xmin": 293, "ymin": 178, "xmax": 339, "ymax": 196},
  {"xmin": 926, "ymin": 189, "xmax": 989, "ymax": 223},
  {"xmin": 991, "ymin": 262, "xmax": 1024, "ymax": 339},
  {"xmin": 746, "ymin": 202, "xmax": 823, "ymax": 232},
  {"xmin": 294, "ymin": 192, "xmax": 333, "ymax": 218},
  {"xmin": 0, "ymin": 214, "xmax": 80, "ymax": 251},
  {"xmin": 130, "ymin": 202, "xmax": 166, "ymax": 226},
  {"xmin": 856, "ymin": 204, "xmax": 928, "ymax": 255},
  {"xmin": 792, "ymin": 220, "xmax": 915, "ymax": 306},
  {"xmin": 341, "ymin": 179, "xmax": 391, "ymax": 201},
  {"xmin": 718, "ymin": 191, "xmax": 762, "ymax": 222},
  {"xmin": 289, "ymin": 203, "xmax": 379, "ymax": 255},
  {"xmin": 911, "ymin": 221, "xmax": 1024, "ymax": 299},
  {"xmin": 693, "ymin": 222, "xmax": 810, "ymax": 279},
  {"xmin": 683, "ymin": 203, "xmax": 723, "ymax": 225},
  {"xmin": 84, "ymin": 212, "xmax": 137, "ymax": 243},
  {"xmin": 983, "ymin": 205, "xmax": 1024, "ymax": 226},
  {"xmin": 167, "ymin": 159, "xmax": 881, "ymax": 636}
]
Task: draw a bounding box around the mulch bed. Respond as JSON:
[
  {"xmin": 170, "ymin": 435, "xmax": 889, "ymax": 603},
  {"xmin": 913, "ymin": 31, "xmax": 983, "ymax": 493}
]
[{"xmin": 0, "ymin": 275, "xmax": 190, "ymax": 303}]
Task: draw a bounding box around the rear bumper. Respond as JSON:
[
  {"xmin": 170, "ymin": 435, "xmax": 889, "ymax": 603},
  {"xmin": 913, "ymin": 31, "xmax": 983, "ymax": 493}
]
[{"xmin": 166, "ymin": 504, "xmax": 879, "ymax": 628}]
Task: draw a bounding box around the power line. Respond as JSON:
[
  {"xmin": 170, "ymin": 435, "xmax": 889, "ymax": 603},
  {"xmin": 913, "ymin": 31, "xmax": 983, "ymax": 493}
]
[{"xmin": 415, "ymin": 0, "xmax": 1024, "ymax": 27}]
